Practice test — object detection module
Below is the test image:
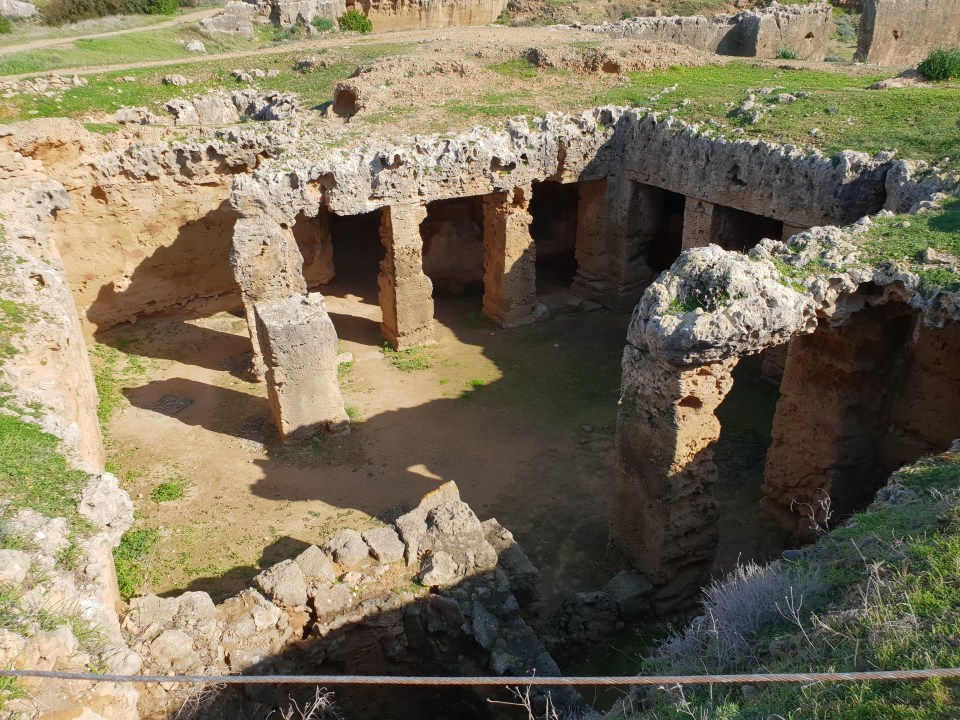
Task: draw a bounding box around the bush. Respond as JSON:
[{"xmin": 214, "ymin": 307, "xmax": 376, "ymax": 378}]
[
  {"xmin": 42, "ymin": 0, "xmax": 151, "ymax": 26},
  {"xmin": 337, "ymin": 9, "xmax": 371, "ymax": 33},
  {"xmin": 0, "ymin": 16, "xmax": 12, "ymax": 35},
  {"xmin": 148, "ymin": 0, "xmax": 179, "ymax": 14},
  {"xmin": 311, "ymin": 16, "xmax": 334, "ymax": 31},
  {"xmin": 918, "ymin": 47, "xmax": 960, "ymax": 81}
]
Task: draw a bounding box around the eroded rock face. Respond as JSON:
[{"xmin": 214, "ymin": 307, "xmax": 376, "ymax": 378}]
[
  {"xmin": 616, "ymin": 205, "xmax": 960, "ymax": 607},
  {"xmin": 199, "ymin": 0, "xmax": 256, "ymax": 38},
  {"xmin": 856, "ymin": 0, "xmax": 960, "ymax": 66},
  {"xmin": 579, "ymin": 3, "xmax": 832, "ymax": 60}
]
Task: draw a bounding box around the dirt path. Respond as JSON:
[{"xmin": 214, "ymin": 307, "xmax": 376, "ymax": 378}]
[
  {"xmin": 0, "ymin": 8, "xmax": 222, "ymax": 58},
  {"xmin": 0, "ymin": 24, "xmax": 605, "ymax": 80}
]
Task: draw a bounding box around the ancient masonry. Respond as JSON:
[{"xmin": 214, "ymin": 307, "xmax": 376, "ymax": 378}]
[{"xmin": 2, "ymin": 89, "xmax": 959, "ymax": 715}]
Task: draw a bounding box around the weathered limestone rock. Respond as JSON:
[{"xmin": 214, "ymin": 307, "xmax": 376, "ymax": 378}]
[
  {"xmin": 572, "ymin": 177, "xmax": 665, "ymax": 312},
  {"xmin": 378, "ymin": 203, "xmax": 435, "ymax": 348},
  {"xmin": 482, "ymin": 518, "xmax": 541, "ymax": 607},
  {"xmin": 604, "ymin": 570, "xmax": 654, "ymax": 621},
  {"xmin": 481, "ymin": 188, "xmax": 542, "ymax": 328},
  {"xmin": 0, "ymin": 550, "xmax": 30, "ymax": 587},
  {"xmin": 0, "ymin": 0, "xmax": 36, "ymax": 18},
  {"xmin": 681, "ymin": 198, "xmax": 717, "ymax": 250},
  {"xmin": 321, "ymin": 528, "xmax": 370, "ymax": 567},
  {"xmin": 199, "ymin": 0, "xmax": 256, "ymax": 38},
  {"xmin": 365, "ymin": 0, "xmax": 507, "ymax": 32},
  {"xmin": 361, "ymin": 526, "xmax": 405, "ymax": 564},
  {"xmin": 395, "ymin": 482, "xmax": 498, "ymax": 581},
  {"xmin": 856, "ymin": 0, "xmax": 960, "ymax": 66},
  {"xmin": 582, "ymin": 3, "xmax": 831, "ymax": 59},
  {"xmin": 254, "ymin": 559, "xmax": 309, "ymax": 608},
  {"xmin": 616, "ymin": 246, "xmax": 816, "ymax": 608},
  {"xmin": 232, "ymin": 215, "xmax": 308, "ymax": 379},
  {"xmin": 253, "ymin": 293, "xmax": 348, "ymax": 443},
  {"xmin": 294, "ymin": 544, "xmax": 337, "ymax": 580}
]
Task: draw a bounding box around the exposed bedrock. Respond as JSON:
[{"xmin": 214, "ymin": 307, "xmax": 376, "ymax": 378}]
[
  {"xmin": 581, "ymin": 3, "xmax": 832, "ymax": 60},
  {"xmin": 617, "ymin": 219, "xmax": 960, "ymax": 607},
  {"xmin": 254, "ymin": 292, "xmax": 349, "ymax": 443},
  {"xmin": 615, "ymin": 246, "xmax": 814, "ymax": 609},
  {"xmin": 0, "ymin": 149, "xmax": 140, "ymax": 718},
  {"xmin": 0, "ymin": 120, "xmax": 297, "ymax": 336},
  {"xmin": 855, "ymin": 0, "xmax": 960, "ymax": 67}
]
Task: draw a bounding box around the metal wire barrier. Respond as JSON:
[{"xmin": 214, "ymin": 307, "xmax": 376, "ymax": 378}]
[{"xmin": 3, "ymin": 667, "xmax": 960, "ymax": 686}]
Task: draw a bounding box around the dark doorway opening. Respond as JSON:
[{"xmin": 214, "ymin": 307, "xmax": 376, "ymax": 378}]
[
  {"xmin": 420, "ymin": 195, "xmax": 485, "ymax": 299},
  {"xmin": 529, "ymin": 180, "xmax": 580, "ymax": 286}
]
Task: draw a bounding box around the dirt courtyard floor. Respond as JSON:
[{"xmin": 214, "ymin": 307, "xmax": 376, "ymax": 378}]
[{"xmin": 97, "ymin": 277, "xmax": 630, "ymax": 617}]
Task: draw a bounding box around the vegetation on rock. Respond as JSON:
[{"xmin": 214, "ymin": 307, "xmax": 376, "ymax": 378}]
[{"xmin": 620, "ymin": 446, "xmax": 960, "ymax": 720}]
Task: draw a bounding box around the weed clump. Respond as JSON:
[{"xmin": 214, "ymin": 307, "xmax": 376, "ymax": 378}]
[
  {"xmin": 337, "ymin": 9, "xmax": 372, "ymax": 34},
  {"xmin": 0, "ymin": 16, "xmax": 12, "ymax": 35},
  {"xmin": 381, "ymin": 343, "xmax": 431, "ymax": 372},
  {"xmin": 151, "ymin": 480, "xmax": 185, "ymax": 503},
  {"xmin": 775, "ymin": 48, "xmax": 799, "ymax": 60},
  {"xmin": 114, "ymin": 528, "xmax": 158, "ymax": 600},
  {"xmin": 918, "ymin": 47, "xmax": 960, "ymax": 81},
  {"xmin": 311, "ymin": 16, "xmax": 334, "ymax": 31}
]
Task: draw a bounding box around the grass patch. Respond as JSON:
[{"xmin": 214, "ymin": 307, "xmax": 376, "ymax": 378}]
[
  {"xmin": 0, "ymin": 24, "xmax": 250, "ymax": 75},
  {"xmin": 859, "ymin": 197, "xmax": 960, "ymax": 293},
  {"xmin": 487, "ymin": 58, "xmax": 538, "ymax": 80},
  {"xmin": 345, "ymin": 405, "xmax": 362, "ymax": 422},
  {"xmin": 151, "ymin": 480, "xmax": 185, "ymax": 503},
  {"xmin": 445, "ymin": 91, "xmax": 536, "ymax": 119},
  {"xmin": 0, "ymin": 414, "xmax": 94, "ymax": 532},
  {"xmin": 597, "ymin": 61, "xmax": 960, "ymax": 171},
  {"xmin": 0, "ymin": 676, "xmax": 26, "ymax": 713},
  {"xmin": 624, "ymin": 447, "xmax": 960, "ymax": 720},
  {"xmin": 381, "ymin": 343, "xmax": 432, "ymax": 372},
  {"xmin": 113, "ymin": 527, "xmax": 158, "ymax": 600}
]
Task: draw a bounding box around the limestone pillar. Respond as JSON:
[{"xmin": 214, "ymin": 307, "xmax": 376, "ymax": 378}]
[
  {"xmin": 378, "ymin": 203, "xmax": 434, "ymax": 349},
  {"xmin": 572, "ymin": 177, "xmax": 663, "ymax": 312},
  {"xmin": 481, "ymin": 188, "xmax": 540, "ymax": 328},
  {"xmin": 681, "ymin": 198, "xmax": 717, "ymax": 250},
  {"xmin": 231, "ymin": 215, "xmax": 308, "ymax": 380},
  {"xmin": 762, "ymin": 304, "xmax": 915, "ymax": 537},
  {"xmin": 254, "ymin": 293, "xmax": 349, "ymax": 444},
  {"xmin": 292, "ymin": 209, "xmax": 336, "ymax": 288},
  {"xmin": 614, "ymin": 347, "xmax": 737, "ymax": 611}
]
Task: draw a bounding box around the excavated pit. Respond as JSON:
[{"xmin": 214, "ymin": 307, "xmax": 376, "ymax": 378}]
[{"xmin": 12, "ymin": 107, "xmax": 960, "ymax": 718}]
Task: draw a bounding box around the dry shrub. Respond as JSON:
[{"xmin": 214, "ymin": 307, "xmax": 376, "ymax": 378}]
[{"xmin": 657, "ymin": 561, "xmax": 826, "ymax": 673}]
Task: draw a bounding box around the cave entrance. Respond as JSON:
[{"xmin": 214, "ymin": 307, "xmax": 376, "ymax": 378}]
[
  {"xmin": 642, "ymin": 186, "xmax": 686, "ymax": 274},
  {"xmin": 320, "ymin": 207, "xmax": 386, "ymax": 345},
  {"xmin": 711, "ymin": 347, "xmax": 791, "ymax": 576},
  {"xmin": 710, "ymin": 205, "xmax": 784, "ymax": 252},
  {"xmin": 530, "ymin": 180, "xmax": 580, "ymax": 289},
  {"xmin": 420, "ymin": 195, "xmax": 485, "ymax": 302}
]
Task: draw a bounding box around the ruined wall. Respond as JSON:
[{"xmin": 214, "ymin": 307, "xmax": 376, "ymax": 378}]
[
  {"xmin": 856, "ymin": 0, "xmax": 960, "ymax": 66},
  {"xmin": 617, "ymin": 215, "xmax": 960, "ymax": 607},
  {"xmin": 585, "ymin": 3, "xmax": 832, "ymax": 60},
  {"xmin": 363, "ymin": 0, "xmax": 508, "ymax": 32},
  {"xmin": 123, "ymin": 483, "xmax": 578, "ymax": 719},
  {"xmin": 0, "ymin": 145, "xmax": 105, "ymax": 472},
  {"xmin": 0, "ymin": 120, "xmax": 292, "ymax": 336}
]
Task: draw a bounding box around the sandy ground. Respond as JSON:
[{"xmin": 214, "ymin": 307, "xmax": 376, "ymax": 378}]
[{"xmin": 99, "ymin": 276, "xmax": 629, "ymax": 615}]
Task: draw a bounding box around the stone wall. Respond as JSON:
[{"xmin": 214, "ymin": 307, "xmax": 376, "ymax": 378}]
[
  {"xmin": 124, "ymin": 483, "xmax": 580, "ymax": 718},
  {"xmin": 856, "ymin": 0, "xmax": 960, "ymax": 67},
  {"xmin": 583, "ymin": 3, "xmax": 832, "ymax": 60},
  {"xmin": 0, "ymin": 147, "xmax": 139, "ymax": 719}
]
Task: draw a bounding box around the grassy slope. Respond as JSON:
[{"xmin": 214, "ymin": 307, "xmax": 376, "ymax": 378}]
[{"xmin": 626, "ymin": 447, "xmax": 960, "ymax": 720}]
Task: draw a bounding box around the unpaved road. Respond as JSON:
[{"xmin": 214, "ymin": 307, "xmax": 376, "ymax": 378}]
[{"xmin": 0, "ymin": 8, "xmax": 221, "ymax": 58}]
